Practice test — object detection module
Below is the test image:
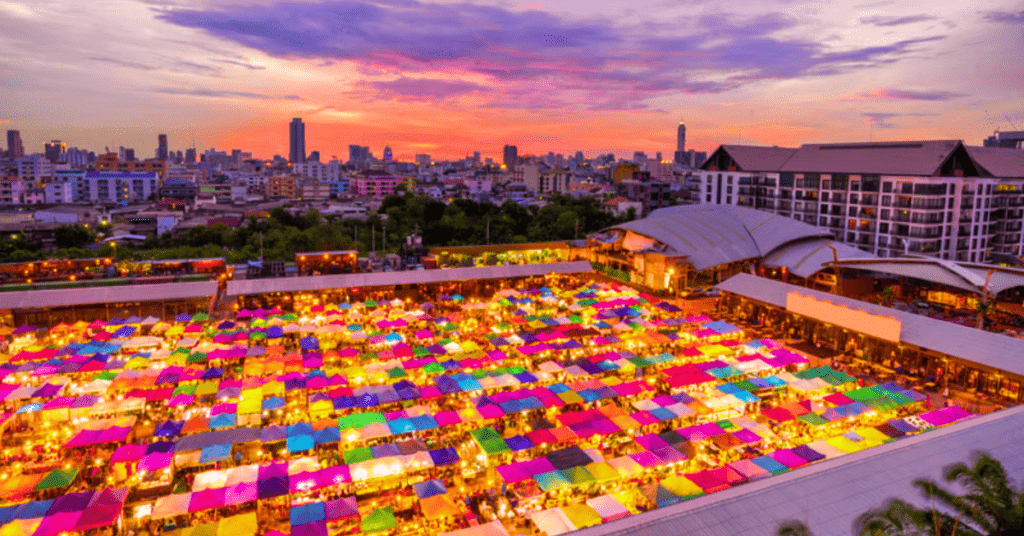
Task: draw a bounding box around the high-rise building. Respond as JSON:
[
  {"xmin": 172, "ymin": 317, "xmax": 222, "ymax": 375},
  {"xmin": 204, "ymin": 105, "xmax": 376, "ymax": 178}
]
[
  {"xmin": 308, "ymin": 150, "xmax": 321, "ymax": 163},
  {"xmin": 383, "ymin": 146, "xmax": 393, "ymax": 161},
  {"xmin": 157, "ymin": 134, "xmax": 168, "ymax": 160},
  {"xmin": 984, "ymin": 131, "xmax": 1024, "ymax": 149},
  {"xmin": 348, "ymin": 145, "xmax": 370, "ymax": 163},
  {"xmin": 289, "ymin": 118, "xmax": 306, "ymax": 164},
  {"xmin": 185, "ymin": 147, "xmax": 197, "ymax": 163},
  {"xmin": 695, "ymin": 139, "xmax": 1024, "ymax": 262},
  {"xmin": 6, "ymin": 130, "xmax": 24, "ymax": 158},
  {"xmin": 503, "ymin": 145, "xmax": 518, "ymax": 167},
  {"xmin": 124, "ymin": 148, "xmax": 135, "ymax": 162},
  {"xmin": 674, "ymin": 122, "xmax": 686, "ymax": 164},
  {"xmin": 44, "ymin": 140, "xmax": 67, "ymax": 162},
  {"xmin": 415, "ymin": 154, "xmax": 431, "ymax": 167}
]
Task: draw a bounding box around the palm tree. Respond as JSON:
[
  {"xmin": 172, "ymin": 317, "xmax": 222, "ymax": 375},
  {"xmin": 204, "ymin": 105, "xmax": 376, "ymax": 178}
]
[
  {"xmin": 777, "ymin": 520, "xmax": 814, "ymax": 536},
  {"xmin": 976, "ymin": 300, "xmax": 994, "ymax": 330},
  {"xmin": 777, "ymin": 454, "xmax": 1022, "ymax": 536},
  {"xmin": 853, "ymin": 453, "xmax": 1023, "ymax": 536}
]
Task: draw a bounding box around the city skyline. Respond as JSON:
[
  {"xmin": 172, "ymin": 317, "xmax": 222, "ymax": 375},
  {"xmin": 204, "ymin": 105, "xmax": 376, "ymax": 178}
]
[{"xmin": 2, "ymin": 0, "xmax": 1023, "ymax": 160}]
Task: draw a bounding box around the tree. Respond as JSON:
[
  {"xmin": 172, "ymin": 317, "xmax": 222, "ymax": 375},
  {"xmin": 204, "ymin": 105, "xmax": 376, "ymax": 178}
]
[
  {"xmin": 854, "ymin": 453, "xmax": 1023, "ymax": 536},
  {"xmin": 777, "ymin": 453, "xmax": 1023, "ymax": 536},
  {"xmin": 53, "ymin": 225, "xmax": 95, "ymax": 250},
  {"xmin": 976, "ymin": 300, "xmax": 994, "ymax": 330},
  {"xmin": 879, "ymin": 286, "xmax": 898, "ymax": 307}
]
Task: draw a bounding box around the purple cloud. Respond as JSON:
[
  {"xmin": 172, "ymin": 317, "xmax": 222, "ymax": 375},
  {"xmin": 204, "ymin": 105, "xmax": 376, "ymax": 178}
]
[
  {"xmin": 357, "ymin": 77, "xmax": 486, "ymax": 101},
  {"xmin": 155, "ymin": 1, "xmax": 946, "ymax": 111},
  {"xmin": 151, "ymin": 87, "xmax": 301, "ymax": 100},
  {"xmin": 859, "ymin": 14, "xmax": 939, "ymax": 26},
  {"xmin": 863, "ymin": 112, "xmax": 936, "ymax": 129},
  {"xmin": 984, "ymin": 10, "xmax": 1024, "ymax": 23},
  {"xmin": 851, "ymin": 88, "xmax": 966, "ymax": 100}
]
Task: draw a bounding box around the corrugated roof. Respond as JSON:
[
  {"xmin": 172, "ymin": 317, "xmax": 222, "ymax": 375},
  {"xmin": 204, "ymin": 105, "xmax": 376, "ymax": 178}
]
[
  {"xmin": 226, "ymin": 261, "xmax": 594, "ymax": 297},
  {"xmin": 607, "ymin": 206, "xmax": 831, "ymax": 271},
  {"xmin": 575, "ymin": 405, "xmax": 1024, "ymax": 536},
  {"xmin": 958, "ymin": 262, "xmax": 1024, "ymax": 295},
  {"xmin": 716, "ymin": 145, "xmax": 798, "ymax": 171},
  {"xmin": 715, "ymin": 273, "xmax": 1024, "ymax": 376},
  {"xmin": 760, "ymin": 238, "xmax": 875, "ymax": 278},
  {"xmin": 0, "ymin": 280, "xmax": 217, "ymax": 310},
  {"xmin": 964, "ymin": 145, "xmax": 1024, "ymax": 178},
  {"xmin": 830, "ymin": 257, "xmax": 987, "ymax": 294},
  {"xmin": 779, "ymin": 140, "xmax": 961, "ymax": 176}
]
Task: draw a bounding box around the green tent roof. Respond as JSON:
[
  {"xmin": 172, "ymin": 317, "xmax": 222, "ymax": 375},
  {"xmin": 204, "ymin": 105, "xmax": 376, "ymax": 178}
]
[
  {"xmin": 361, "ymin": 507, "xmax": 396, "ymax": 533},
  {"xmin": 35, "ymin": 467, "xmax": 79, "ymax": 491},
  {"xmin": 343, "ymin": 447, "xmax": 374, "ymax": 464}
]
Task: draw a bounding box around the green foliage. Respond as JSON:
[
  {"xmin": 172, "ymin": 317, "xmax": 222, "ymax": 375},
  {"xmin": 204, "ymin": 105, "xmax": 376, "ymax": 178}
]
[
  {"xmin": 2, "ymin": 194, "xmax": 634, "ymax": 264},
  {"xmin": 778, "ymin": 453, "xmax": 1023, "ymax": 536},
  {"xmin": 52, "ymin": 225, "xmax": 95, "ymax": 250}
]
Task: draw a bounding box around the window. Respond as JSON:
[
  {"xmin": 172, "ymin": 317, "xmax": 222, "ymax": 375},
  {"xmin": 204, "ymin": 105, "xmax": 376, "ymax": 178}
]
[
  {"xmin": 726, "ymin": 196, "xmax": 732, "ymax": 204},
  {"xmin": 727, "ymin": 176, "xmax": 733, "ymax": 184},
  {"xmin": 883, "ymin": 181, "xmax": 893, "ymax": 193},
  {"xmin": 880, "ymin": 223, "xmax": 889, "ymax": 233}
]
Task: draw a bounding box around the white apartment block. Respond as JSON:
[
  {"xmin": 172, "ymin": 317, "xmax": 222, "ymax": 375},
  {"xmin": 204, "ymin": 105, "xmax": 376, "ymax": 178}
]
[
  {"xmin": 292, "ymin": 161, "xmax": 342, "ymax": 182},
  {"xmin": 83, "ymin": 171, "xmax": 160, "ymax": 204},
  {"xmin": 696, "ymin": 141, "xmax": 1024, "ymax": 262}
]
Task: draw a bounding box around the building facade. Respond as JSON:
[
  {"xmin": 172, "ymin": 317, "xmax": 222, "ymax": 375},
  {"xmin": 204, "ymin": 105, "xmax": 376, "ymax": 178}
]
[
  {"xmin": 93, "ymin": 153, "xmax": 168, "ymax": 178},
  {"xmin": 6, "ymin": 130, "xmax": 24, "ymax": 158},
  {"xmin": 696, "ymin": 141, "xmax": 1024, "ymax": 262},
  {"xmin": 289, "ymin": 118, "xmax": 305, "ymax": 164},
  {"xmin": 267, "ymin": 175, "xmax": 298, "ymax": 199},
  {"xmin": 349, "ymin": 170, "xmax": 401, "ymax": 197},
  {"xmin": 83, "ymin": 171, "xmax": 159, "ymax": 203}
]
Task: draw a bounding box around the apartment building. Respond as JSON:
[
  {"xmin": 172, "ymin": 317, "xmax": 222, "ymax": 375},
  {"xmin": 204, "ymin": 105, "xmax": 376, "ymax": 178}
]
[
  {"xmin": 696, "ymin": 141, "xmax": 1024, "ymax": 262},
  {"xmin": 83, "ymin": 171, "xmax": 160, "ymax": 204}
]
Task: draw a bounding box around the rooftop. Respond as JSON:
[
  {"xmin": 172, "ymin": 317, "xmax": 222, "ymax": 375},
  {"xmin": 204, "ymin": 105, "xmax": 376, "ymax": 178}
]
[
  {"xmin": 715, "ymin": 273, "xmax": 1024, "ymax": 377},
  {"xmin": 604, "ymin": 205, "xmax": 834, "ymax": 271},
  {"xmin": 579, "ymin": 404, "xmax": 1024, "ymax": 536}
]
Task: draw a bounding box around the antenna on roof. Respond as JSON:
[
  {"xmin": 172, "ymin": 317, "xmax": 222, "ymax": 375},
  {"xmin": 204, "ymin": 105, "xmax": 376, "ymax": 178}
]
[
  {"xmin": 1006, "ymin": 115, "xmax": 1020, "ymax": 131},
  {"xmin": 984, "ymin": 110, "xmax": 1000, "ymax": 134}
]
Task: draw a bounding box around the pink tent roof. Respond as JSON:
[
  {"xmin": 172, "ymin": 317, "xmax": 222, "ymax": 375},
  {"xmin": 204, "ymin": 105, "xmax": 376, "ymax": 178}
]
[{"xmin": 770, "ymin": 448, "xmax": 809, "ymax": 469}]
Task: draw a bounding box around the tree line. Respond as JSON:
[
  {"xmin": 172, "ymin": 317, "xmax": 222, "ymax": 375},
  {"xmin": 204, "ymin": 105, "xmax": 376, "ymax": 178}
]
[{"xmin": 1, "ymin": 193, "xmax": 636, "ymax": 264}]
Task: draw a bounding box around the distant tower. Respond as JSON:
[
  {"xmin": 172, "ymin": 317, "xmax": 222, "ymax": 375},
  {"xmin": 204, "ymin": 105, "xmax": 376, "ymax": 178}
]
[
  {"xmin": 503, "ymin": 144, "xmax": 518, "ymax": 167},
  {"xmin": 383, "ymin": 145, "xmax": 393, "ymax": 161},
  {"xmin": 6, "ymin": 130, "xmax": 24, "ymax": 158},
  {"xmin": 674, "ymin": 122, "xmax": 686, "ymax": 164},
  {"xmin": 289, "ymin": 118, "xmax": 306, "ymax": 164},
  {"xmin": 157, "ymin": 134, "xmax": 168, "ymax": 160},
  {"xmin": 44, "ymin": 140, "xmax": 66, "ymax": 162}
]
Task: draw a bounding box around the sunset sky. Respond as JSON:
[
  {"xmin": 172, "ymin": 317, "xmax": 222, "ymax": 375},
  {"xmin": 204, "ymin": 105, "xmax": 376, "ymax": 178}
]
[{"xmin": 2, "ymin": 0, "xmax": 1023, "ymax": 161}]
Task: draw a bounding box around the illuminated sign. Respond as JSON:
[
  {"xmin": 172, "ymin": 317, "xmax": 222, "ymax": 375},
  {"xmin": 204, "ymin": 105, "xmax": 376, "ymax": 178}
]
[{"xmin": 786, "ymin": 292, "xmax": 901, "ymax": 343}]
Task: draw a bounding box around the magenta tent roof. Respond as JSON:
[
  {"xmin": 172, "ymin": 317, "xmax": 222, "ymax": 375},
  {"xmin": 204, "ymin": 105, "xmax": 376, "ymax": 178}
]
[
  {"xmin": 325, "ymin": 496, "xmax": 359, "ymax": 520},
  {"xmin": 224, "ymin": 482, "xmax": 257, "ymax": 506},
  {"xmin": 74, "ymin": 488, "xmax": 129, "ymax": 532},
  {"xmin": 496, "ymin": 463, "xmax": 532, "ymax": 483},
  {"xmin": 435, "ymin": 411, "xmax": 462, "ymax": 426},
  {"xmin": 520, "ymin": 457, "xmax": 557, "ymax": 475},
  {"xmin": 111, "ymin": 444, "xmax": 147, "ymax": 464},
  {"xmin": 138, "ymin": 452, "xmax": 173, "ymax": 472},
  {"xmin": 685, "ymin": 470, "xmax": 730, "ymax": 493},
  {"xmin": 630, "ymin": 411, "xmax": 660, "ymax": 426},
  {"xmin": 770, "ymin": 448, "xmax": 809, "ymax": 469},
  {"xmin": 731, "ymin": 429, "xmax": 763, "ymax": 444},
  {"xmin": 189, "ymin": 487, "xmax": 226, "ymax": 512},
  {"xmin": 629, "ymin": 451, "xmax": 662, "ymax": 468},
  {"xmin": 919, "ymin": 405, "xmax": 973, "ymax": 426}
]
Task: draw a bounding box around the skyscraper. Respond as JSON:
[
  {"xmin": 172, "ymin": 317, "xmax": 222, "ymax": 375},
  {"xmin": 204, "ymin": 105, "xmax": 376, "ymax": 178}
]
[
  {"xmin": 383, "ymin": 146, "xmax": 393, "ymax": 161},
  {"xmin": 185, "ymin": 147, "xmax": 197, "ymax": 163},
  {"xmin": 673, "ymin": 122, "xmax": 686, "ymax": 165},
  {"xmin": 503, "ymin": 145, "xmax": 518, "ymax": 167},
  {"xmin": 157, "ymin": 134, "xmax": 168, "ymax": 160},
  {"xmin": 44, "ymin": 140, "xmax": 67, "ymax": 162},
  {"xmin": 6, "ymin": 131, "xmax": 24, "ymax": 158},
  {"xmin": 289, "ymin": 118, "xmax": 305, "ymax": 164}
]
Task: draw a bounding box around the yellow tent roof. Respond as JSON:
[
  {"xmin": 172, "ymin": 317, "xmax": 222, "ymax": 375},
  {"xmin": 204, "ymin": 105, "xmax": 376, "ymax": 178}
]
[
  {"xmin": 216, "ymin": 513, "xmax": 258, "ymax": 536},
  {"xmin": 561, "ymin": 504, "xmax": 602, "ymax": 529},
  {"xmin": 661, "ymin": 475, "xmax": 703, "ymax": 498},
  {"xmin": 421, "ymin": 493, "xmax": 461, "ymax": 520}
]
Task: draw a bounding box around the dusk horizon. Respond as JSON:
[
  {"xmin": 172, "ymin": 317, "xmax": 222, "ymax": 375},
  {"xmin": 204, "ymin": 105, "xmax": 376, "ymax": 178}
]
[{"xmin": 4, "ymin": 0, "xmax": 1024, "ymax": 160}]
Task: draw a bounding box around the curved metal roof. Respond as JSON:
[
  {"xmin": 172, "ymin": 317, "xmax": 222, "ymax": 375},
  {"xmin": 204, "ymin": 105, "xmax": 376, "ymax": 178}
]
[
  {"xmin": 760, "ymin": 238, "xmax": 875, "ymax": 278},
  {"xmin": 606, "ymin": 206, "xmax": 832, "ymax": 271}
]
